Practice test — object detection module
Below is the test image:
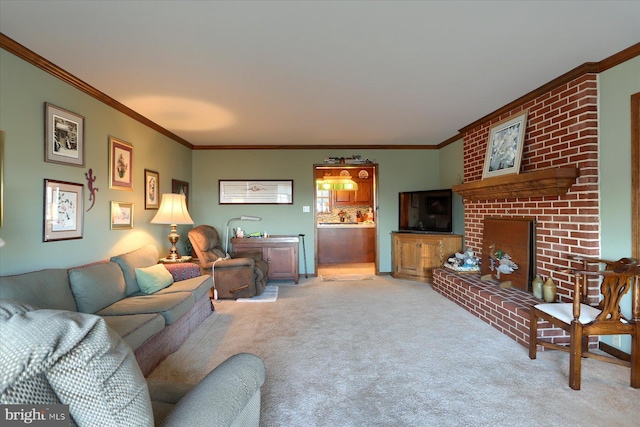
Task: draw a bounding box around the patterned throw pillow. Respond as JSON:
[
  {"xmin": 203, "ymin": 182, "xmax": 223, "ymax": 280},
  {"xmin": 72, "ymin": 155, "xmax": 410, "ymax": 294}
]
[{"xmin": 134, "ymin": 264, "xmax": 174, "ymax": 294}]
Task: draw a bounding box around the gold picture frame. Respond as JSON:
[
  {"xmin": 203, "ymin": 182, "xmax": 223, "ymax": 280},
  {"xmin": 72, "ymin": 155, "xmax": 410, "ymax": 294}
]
[
  {"xmin": 109, "ymin": 136, "xmax": 133, "ymax": 191},
  {"xmin": 482, "ymin": 111, "xmax": 528, "ymax": 179},
  {"xmin": 110, "ymin": 201, "xmax": 134, "ymax": 230},
  {"xmin": 43, "ymin": 179, "xmax": 84, "ymax": 242}
]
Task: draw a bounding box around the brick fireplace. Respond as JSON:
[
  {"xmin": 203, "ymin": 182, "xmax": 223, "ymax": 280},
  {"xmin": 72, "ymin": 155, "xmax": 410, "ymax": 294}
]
[{"xmin": 432, "ymin": 73, "xmax": 601, "ymax": 348}]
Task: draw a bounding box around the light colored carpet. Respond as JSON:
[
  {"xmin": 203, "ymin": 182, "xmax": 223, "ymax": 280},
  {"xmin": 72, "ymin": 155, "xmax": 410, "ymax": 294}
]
[
  {"xmin": 148, "ymin": 276, "xmax": 640, "ymax": 426},
  {"xmin": 320, "ymin": 274, "xmax": 376, "ymax": 281},
  {"xmin": 236, "ymin": 285, "xmax": 278, "ymax": 302}
]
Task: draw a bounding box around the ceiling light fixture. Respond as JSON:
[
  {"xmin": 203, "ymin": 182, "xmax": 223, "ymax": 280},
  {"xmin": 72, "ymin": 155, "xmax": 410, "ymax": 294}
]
[{"xmin": 316, "ymin": 174, "xmax": 359, "ymax": 191}]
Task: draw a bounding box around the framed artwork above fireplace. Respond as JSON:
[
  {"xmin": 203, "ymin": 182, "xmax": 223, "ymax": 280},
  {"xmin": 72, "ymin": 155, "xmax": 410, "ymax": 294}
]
[{"xmin": 482, "ymin": 111, "xmax": 528, "ymax": 179}]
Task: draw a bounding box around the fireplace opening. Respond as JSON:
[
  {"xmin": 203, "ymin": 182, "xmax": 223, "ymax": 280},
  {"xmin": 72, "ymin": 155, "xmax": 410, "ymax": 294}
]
[{"xmin": 480, "ymin": 217, "xmax": 536, "ymax": 292}]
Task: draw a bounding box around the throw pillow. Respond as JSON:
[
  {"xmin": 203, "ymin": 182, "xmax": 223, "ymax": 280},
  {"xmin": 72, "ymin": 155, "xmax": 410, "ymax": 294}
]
[{"xmin": 135, "ymin": 264, "xmax": 174, "ymax": 294}]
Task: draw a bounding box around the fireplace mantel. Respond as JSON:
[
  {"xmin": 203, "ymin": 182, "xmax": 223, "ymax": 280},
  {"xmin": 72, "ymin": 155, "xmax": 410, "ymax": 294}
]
[{"xmin": 452, "ymin": 167, "xmax": 579, "ymax": 201}]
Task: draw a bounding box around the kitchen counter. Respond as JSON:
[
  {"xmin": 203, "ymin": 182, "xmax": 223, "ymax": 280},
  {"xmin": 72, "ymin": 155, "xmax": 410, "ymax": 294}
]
[{"xmin": 317, "ymin": 222, "xmax": 375, "ymax": 229}]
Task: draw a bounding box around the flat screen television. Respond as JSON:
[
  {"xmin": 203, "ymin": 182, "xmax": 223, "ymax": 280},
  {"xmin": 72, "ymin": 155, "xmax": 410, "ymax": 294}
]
[{"xmin": 398, "ymin": 189, "xmax": 453, "ymax": 233}]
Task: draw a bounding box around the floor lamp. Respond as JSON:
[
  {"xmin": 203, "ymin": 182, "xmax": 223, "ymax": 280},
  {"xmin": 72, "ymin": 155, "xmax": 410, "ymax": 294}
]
[
  {"xmin": 225, "ymin": 215, "xmax": 261, "ymax": 254},
  {"xmin": 151, "ymin": 193, "xmax": 194, "ymax": 261}
]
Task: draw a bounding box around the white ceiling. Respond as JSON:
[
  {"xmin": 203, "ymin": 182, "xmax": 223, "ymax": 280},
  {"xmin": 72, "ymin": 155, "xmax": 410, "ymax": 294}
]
[{"xmin": 1, "ymin": 1, "xmax": 639, "ymax": 147}]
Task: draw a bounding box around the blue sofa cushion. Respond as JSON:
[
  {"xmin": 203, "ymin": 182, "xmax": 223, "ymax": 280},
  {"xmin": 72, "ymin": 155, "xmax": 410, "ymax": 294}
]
[
  {"xmin": 135, "ymin": 264, "xmax": 174, "ymax": 294},
  {"xmin": 111, "ymin": 245, "xmax": 159, "ymax": 296},
  {"xmin": 0, "ymin": 268, "xmax": 77, "ymax": 312},
  {"xmin": 69, "ymin": 262, "xmax": 126, "ymax": 314},
  {"xmin": 96, "ymin": 292, "xmax": 194, "ymax": 325}
]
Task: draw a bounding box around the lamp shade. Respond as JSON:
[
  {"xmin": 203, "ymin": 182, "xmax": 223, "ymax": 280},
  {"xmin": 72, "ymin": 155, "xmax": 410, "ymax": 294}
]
[{"xmin": 151, "ymin": 194, "xmax": 194, "ymax": 225}]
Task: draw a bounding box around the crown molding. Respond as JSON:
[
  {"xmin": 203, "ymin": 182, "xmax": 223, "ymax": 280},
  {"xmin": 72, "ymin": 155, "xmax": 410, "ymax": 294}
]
[{"xmin": 0, "ymin": 33, "xmax": 194, "ymax": 149}]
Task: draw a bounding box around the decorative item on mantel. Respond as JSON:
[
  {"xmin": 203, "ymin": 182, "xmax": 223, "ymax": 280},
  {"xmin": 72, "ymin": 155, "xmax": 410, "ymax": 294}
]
[
  {"xmin": 531, "ymin": 274, "xmax": 544, "ymax": 299},
  {"xmin": 323, "ymin": 155, "xmax": 374, "ymax": 165},
  {"xmin": 444, "ymin": 247, "xmax": 481, "ymax": 273},
  {"xmin": 542, "ymin": 276, "xmax": 557, "ymax": 302},
  {"xmin": 481, "ymin": 245, "xmax": 519, "ymax": 288}
]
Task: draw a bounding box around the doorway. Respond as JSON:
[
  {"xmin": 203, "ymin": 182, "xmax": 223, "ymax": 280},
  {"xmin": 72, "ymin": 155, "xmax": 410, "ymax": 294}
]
[{"xmin": 313, "ymin": 163, "xmax": 378, "ymax": 276}]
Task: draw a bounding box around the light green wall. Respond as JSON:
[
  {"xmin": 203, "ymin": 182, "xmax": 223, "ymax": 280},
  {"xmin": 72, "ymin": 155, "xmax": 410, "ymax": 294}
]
[
  {"xmin": 191, "ymin": 149, "xmax": 444, "ymax": 274},
  {"xmin": 438, "ymin": 138, "xmax": 465, "ymax": 237},
  {"xmin": 0, "ymin": 50, "xmax": 193, "ymax": 275},
  {"xmin": 598, "ymin": 56, "xmax": 640, "ymax": 353}
]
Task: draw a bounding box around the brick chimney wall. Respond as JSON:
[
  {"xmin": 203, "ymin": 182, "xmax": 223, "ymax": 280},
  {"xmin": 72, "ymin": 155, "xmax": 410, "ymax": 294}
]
[{"xmin": 462, "ymin": 73, "xmax": 600, "ymax": 304}]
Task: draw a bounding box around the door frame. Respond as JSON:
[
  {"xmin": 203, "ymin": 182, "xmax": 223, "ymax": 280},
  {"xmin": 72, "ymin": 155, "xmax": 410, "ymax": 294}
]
[
  {"xmin": 313, "ymin": 164, "xmax": 379, "ymax": 275},
  {"xmin": 632, "ymin": 92, "xmax": 639, "ymax": 260}
]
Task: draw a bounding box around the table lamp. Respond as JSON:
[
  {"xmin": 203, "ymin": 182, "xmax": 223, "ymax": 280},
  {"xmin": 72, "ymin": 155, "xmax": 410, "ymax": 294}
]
[{"xmin": 151, "ymin": 193, "xmax": 194, "ymax": 261}]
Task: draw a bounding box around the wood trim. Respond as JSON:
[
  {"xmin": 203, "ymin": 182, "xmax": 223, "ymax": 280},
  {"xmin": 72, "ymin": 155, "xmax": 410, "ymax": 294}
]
[
  {"xmin": 632, "ymin": 92, "xmax": 640, "ymax": 261},
  {"xmin": 599, "ymin": 42, "xmax": 640, "ymax": 73},
  {"xmin": 457, "ymin": 42, "xmax": 640, "ymax": 137},
  {"xmin": 0, "ymin": 33, "xmax": 194, "ymax": 149},
  {"xmin": 452, "ymin": 167, "xmax": 579, "ymax": 201},
  {"xmin": 193, "ymin": 144, "xmax": 439, "ymax": 150},
  {"xmin": 437, "ymin": 133, "xmax": 464, "ymax": 149},
  {"xmin": 458, "ymin": 62, "xmax": 599, "ymax": 134}
]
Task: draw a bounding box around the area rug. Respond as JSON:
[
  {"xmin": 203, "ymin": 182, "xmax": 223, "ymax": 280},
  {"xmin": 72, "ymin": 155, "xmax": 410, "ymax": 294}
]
[
  {"xmin": 321, "ymin": 274, "xmax": 376, "ymax": 282},
  {"xmin": 236, "ymin": 285, "xmax": 278, "ymax": 302}
]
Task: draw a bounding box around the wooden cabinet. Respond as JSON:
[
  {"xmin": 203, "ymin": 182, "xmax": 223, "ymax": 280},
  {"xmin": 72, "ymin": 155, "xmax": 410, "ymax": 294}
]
[
  {"xmin": 332, "ymin": 177, "xmax": 373, "ymax": 206},
  {"xmin": 231, "ymin": 236, "xmax": 299, "ymax": 283},
  {"xmin": 317, "ymin": 226, "xmax": 375, "ymax": 264},
  {"xmin": 391, "ymin": 232, "xmax": 462, "ymax": 283}
]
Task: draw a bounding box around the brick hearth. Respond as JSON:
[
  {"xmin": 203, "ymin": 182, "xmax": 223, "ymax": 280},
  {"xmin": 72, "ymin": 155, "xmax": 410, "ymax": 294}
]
[{"xmin": 432, "ymin": 269, "xmax": 572, "ymax": 349}]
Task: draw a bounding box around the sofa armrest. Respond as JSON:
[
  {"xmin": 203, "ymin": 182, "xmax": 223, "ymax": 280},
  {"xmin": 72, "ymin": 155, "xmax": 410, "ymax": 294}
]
[{"xmin": 160, "ymin": 353, "xmax": 266, "ymax": 427}]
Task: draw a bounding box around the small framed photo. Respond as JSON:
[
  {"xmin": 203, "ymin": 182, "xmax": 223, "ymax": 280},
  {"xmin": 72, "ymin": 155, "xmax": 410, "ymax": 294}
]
[
  {"xmin": 482, "ymin": 111, "xmax": 528, "ymax": 179},
  {"xmin": 172, "ymin": 179, "xmax": 189, "ymax": 208},
  {"xmin": 109, "ymin": 136, "xmax": 133, "ymax": 191},
  {"xmin": 43, "ymin": 179, "xmax": 84, "ymax": 242},
  {"xmin": 144, "ymin": 169, "xmax": 160, "ymax": 209},
  {"xmin": 44, "ymin": 103, "xmax": 85, "ymax": 167},
  {"xmin": 111, "ymin": 201, "xmax": 134, "ymax": 230}
]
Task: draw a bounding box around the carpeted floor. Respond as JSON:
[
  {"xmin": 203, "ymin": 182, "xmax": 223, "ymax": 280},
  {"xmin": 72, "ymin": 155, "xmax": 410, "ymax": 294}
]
[{"xmin": 148, "ymin": 275, "xmax": 640, "ymax": 426}]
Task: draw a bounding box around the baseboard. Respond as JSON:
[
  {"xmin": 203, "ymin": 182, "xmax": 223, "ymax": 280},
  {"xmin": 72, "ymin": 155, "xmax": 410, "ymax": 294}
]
[{"xmin": 599, "ymin": 341, "xmax": 631, "ymax": 362}]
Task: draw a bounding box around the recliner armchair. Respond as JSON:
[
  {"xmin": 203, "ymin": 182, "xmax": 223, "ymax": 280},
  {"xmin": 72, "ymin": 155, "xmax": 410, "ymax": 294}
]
[
  {"xmin": 0, "ymin": 300, "xmax": 266, "ymax": 427},
  {"xmin": 188, "ymin": 225, "xmax": 269, "ymax": 299}
]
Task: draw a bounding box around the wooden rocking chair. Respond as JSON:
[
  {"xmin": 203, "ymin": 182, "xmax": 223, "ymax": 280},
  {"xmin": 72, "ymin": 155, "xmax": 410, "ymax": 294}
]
[{"xmin": 528, "ymin": 255, "xmax": 640, "ymax": 390}]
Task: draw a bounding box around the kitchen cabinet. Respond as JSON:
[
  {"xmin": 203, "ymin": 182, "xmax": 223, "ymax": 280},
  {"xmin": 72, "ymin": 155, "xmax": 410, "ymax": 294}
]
[
  {"xmin": 231, "ymin": 236, "xmax": 299, "ymax": 283},
  {"xmin": 317, "ymin": 225, "xmax": 375, "ymax": 264},
  {"xmin": 391, "ymin": 232, "xmax": 462, "ymax": 283},
  {"xmin": 332, "ymin": 177, "xmax": 373, "ymax": 206}
]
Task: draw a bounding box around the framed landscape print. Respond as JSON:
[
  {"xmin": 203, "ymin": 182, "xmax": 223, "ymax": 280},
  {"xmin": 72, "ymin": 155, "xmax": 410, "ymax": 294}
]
[
  {"xmin": 109, "ymin": 136, "xmax": 133, "ymax": 191},
  {"xmin": 44, "ymin": 103, "xmax": 85, "ymax": 167},
  {"xmin": 43, "ymin": 179, "xmax": 84, "ymax": 242},
  {"xmin": 144, "ymin": 169, "xmax": 160, "ymax": 209},
  {"xmin": 111, "ymin": 201, "xmax": 134, "ymax": 230},
  {"xmin": 172, "ymin": 179, "xmax": 189, "ymax": 208},
  {"xmin": 482, "ymin": 111, "xmax": 528, "ymax": 179},
  {"xmin": 219, "ymin": 180, "xmax": 293, "ymax": 204}
]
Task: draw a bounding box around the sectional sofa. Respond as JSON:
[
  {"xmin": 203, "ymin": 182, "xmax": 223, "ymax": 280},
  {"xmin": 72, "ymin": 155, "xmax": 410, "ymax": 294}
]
[{"xmin": 0, "ymin": 244, "xmax": 213, "ymax": 376}]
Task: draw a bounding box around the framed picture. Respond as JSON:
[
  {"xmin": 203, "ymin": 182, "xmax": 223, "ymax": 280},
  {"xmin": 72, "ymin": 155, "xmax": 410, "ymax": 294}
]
[
  {"xmin": 43, "ymin": 179, "xmax": 84, "ymax": 242},
  {"xmin": 109, "ymin": 136, "xmax": 133, "ymax": 191},
  {"xmin": 219, "ymin": 180, "xmax": 293, "ymax": 204},
  {"xmin": 482, "ymin": 111, "xmax": 528, "ymax": 179},
  {"xmin": 144, "ymin": 169, "xmax": 160, "ymax": 209},
  {"xmin": 172, "ymin": 179, "xmax": 190, "ymax": 208},
  {"xmin": 44, "ymin": 103, "xmax": 85, "ymax": 167},
  {"xmin": 110, "ymin": 201, "xmax": 134, "ymax": 230}
]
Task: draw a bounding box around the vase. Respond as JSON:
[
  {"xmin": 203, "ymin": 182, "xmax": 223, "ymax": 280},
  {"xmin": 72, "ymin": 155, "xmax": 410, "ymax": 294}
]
[
  {"xmin": 532, "ymin": 275, "xmax": 544, "ymax": 299},
  {"xmin": 543, "ymin": 277, "xmax": 557, "ymax": 302}
]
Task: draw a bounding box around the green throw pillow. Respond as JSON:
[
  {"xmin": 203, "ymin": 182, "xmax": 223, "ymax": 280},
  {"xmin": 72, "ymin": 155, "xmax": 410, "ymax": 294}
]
[{"xmin": 134, "ymin": 264, "xmax": 174, "ymax": 294}]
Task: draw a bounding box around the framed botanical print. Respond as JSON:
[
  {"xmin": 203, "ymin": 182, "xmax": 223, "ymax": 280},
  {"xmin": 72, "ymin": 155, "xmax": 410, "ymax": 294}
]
[
  {"xmin": 44, "ymin": 103, "xmax": 85, "ymax": 167},
  {"xmin": 482, "ymin": 111, "xmax": 528, "ymax": 179},
  {"xmin": 109, "ymin": 136, "xmax": 133, "ymax": 191},
  {"xmin": 111, "ymin": 201, "xmax": 134, "ymax": 230},
  {"xmin": 145, "ymin": 169, "xmax": 160, "ymax": 209},
  {"xmin": 43, "ymin": 179, "xmax": 84, "ymax": 242}
]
